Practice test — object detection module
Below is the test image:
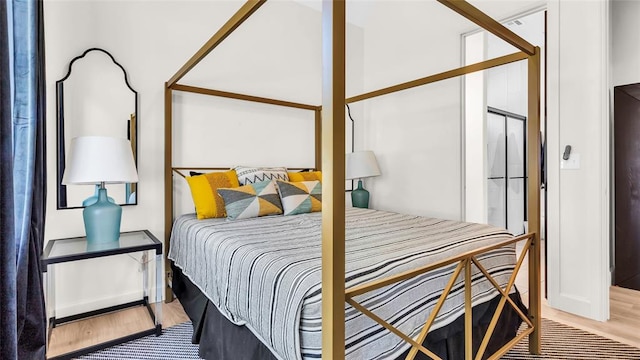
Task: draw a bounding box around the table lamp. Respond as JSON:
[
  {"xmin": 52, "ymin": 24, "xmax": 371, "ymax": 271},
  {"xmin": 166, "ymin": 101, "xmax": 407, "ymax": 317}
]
[
  {"xmin": 346, "ymin": 150, "xmax": 381, "ymax": 208},
  {"xmin": 62, "ymin": 136, "xmax": 138, "ymax": 245}
]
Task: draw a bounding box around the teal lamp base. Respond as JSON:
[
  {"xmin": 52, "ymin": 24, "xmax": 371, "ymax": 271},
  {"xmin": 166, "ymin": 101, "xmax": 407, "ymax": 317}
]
[
  {"xmin": 82, "ymin": 184, "xmax": 115, "ymax": 207},
  {"xmin": 83, "ymin": 187, "xmax": 122, "ymax": 245},
  {"xmin": 351, "ymin": 179, "xmax": 370, "ymax": 209}
]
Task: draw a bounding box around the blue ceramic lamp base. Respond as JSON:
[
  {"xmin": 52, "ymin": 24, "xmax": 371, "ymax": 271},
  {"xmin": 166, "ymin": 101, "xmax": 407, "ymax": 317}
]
[
  {"xmin": 83, "ymin": 186, "xmax": 122, "ymax": 245},
  {"xmin": 83, "ymin": 184, "xmax": 115, "ymax": 207},
  {"xmin": 351, "ymin": 179, "xmax": 370, "ymax": 209}
]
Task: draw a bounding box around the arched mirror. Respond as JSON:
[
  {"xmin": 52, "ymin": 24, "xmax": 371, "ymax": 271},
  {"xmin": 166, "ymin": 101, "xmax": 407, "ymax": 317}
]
[{"xmin": 56, "ymin": 48, "xmax": 138, "ymax": 209}]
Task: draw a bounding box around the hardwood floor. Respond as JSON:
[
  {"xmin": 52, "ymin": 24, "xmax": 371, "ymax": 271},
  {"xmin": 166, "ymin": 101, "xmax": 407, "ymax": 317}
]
[
  {"xmin": 514, "ymin": 240, "xmax": 640, "ymax": 349},
  {"xmin": 542, "ymin": 286, "xmax": 640, "ymax": 349},
  {"xmin": 46, "ymin": 300, "xmax": 189, "ymax": 358}
]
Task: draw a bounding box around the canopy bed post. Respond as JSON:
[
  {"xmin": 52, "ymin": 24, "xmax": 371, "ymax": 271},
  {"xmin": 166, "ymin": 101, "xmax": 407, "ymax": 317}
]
[
  {"xmin": 464, "ymin": 259, "xmax": 473, "ymax": 360},
  {"xmin": 527, "ymin": 47, "xmax": 542, "ymax": 354},
  {"xmin": 315, "ymin": 107, "xmax": 322, "ymax": 171},
  {"xmin": 164, "ymin": 82, "xmax": 173, "ymax": 302},
  {"xmin": 321, "ymin": 0, "xmax": 346, "ymax": 358}
]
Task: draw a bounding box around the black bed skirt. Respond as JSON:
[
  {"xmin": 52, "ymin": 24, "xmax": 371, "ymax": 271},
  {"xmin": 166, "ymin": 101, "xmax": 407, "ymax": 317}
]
[{"xmin": 171, "ymin": 262, "xmax": 527, "ymax": 360}]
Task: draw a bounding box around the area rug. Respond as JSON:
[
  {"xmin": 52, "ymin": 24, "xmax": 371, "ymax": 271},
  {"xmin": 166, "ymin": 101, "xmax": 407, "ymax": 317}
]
[
  {"xmin": 502, "ymin": 318, "xmax": 640, "ymax": 359},
  {"xmin": 78, "ymin": 322, "xmax": 199, "ymax": 360},
  {"xmin": 79, "ymin": 319, "xmax": 640, "ymax": 359}
]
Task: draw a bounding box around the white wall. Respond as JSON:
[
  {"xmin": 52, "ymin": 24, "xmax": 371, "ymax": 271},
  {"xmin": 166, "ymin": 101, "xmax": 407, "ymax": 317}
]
[
  {"xmin": 611, "ymin": 0, "xmax": 640, "ymax": 87},
  {"xmin": 546, "ymin": 0, "xmax": 610, "ymax": 321},
  {"xmin": 44, "ymin": 0, "xmax": 363, "ymax": 316},
  {"xmin": 486, "ymin": 45, "xmax": 528, "ymax": 117},
  {"xmin": 359, "ymin": 1, "xmax": 468, "ymax": 220},
  {"xmin": 464, "ymin": 32, "xmax": 487, "ymax": 224}
]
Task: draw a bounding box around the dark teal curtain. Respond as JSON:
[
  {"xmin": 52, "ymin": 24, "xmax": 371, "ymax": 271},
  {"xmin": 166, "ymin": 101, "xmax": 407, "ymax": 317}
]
[{"xmin": 1, "ymin": 0, "xmax": 47, "ymax": 359}]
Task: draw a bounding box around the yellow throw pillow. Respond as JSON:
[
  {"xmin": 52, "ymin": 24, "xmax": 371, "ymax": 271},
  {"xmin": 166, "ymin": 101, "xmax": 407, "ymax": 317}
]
[
  {"xmin": 287, "ymin": 171, "xmax": 322, "ymax": 183},
  {"xmin": 186, "ymin": 170, "xmax": 239, "ymax": 219}
]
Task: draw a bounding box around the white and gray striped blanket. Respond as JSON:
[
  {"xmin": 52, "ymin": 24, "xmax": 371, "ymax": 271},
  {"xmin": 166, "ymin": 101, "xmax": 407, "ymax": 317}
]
[{"xmin": 169, "ymin": 208, "xmax": 517, "ymax": 360}]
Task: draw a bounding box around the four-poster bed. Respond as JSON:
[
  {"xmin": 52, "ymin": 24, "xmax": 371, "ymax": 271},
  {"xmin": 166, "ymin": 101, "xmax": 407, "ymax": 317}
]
[{"xmin": 163, "ymin": 0, "xmax": 541, "ymax": 359}]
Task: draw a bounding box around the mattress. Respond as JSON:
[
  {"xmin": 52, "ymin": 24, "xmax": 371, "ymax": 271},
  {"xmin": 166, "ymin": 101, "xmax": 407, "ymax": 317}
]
[{"xmin": 168, "ymin": 208, "xmax": 516, "ymax": 360}]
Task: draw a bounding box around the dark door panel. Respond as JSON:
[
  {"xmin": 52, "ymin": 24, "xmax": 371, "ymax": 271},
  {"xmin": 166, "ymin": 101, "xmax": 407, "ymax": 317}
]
[{"xmin": 614, "ymin": 84, "xmax": 640, "ymax": 291}]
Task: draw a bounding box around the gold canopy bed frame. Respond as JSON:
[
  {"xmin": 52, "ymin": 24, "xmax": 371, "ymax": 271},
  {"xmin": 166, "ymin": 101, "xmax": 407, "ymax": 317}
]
[{"xmin": 163, "ymin": 1, "xmax": 541, "ymax": 359}]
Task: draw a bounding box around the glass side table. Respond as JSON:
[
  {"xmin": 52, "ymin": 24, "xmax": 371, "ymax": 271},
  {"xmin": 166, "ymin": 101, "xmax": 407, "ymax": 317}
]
[{"xmin": 41, "ymin": 230, "xmax": 163, "ymax": 360}]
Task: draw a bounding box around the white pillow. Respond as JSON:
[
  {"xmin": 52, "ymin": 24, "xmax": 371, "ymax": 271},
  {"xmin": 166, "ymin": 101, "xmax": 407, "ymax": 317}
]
[{"xmin": 234, "ymin": 166, "xmax": 289, "ymax": 186}]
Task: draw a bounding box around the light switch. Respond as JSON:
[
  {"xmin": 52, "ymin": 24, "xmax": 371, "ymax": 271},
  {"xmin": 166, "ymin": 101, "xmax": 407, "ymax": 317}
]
[{"xmin": 560, "ymin": 153, "xmax": 580, "ymax": 170}]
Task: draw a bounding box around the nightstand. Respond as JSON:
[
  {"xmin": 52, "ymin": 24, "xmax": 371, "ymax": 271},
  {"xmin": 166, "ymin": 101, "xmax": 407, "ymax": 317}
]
[{"xmin": 41, "ymin": 230, "xmax": 163, "ymax": 360}]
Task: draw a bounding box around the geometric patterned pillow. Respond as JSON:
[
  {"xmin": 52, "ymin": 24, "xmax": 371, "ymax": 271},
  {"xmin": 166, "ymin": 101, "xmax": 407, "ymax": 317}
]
[
  {"xmin": 287, "ymin": 171, "xmax": 322, "ymax": 183},
  {"xmin": 185, "ymin": 170, "xmax": 239, "ymax": 219},
  {"xmin": 275, "ymin": 180, "xmax": 322, "ymax": 216},
  {"xmin": 217, "ymin": 180, "xmax": 283, "ymax": 220},
  {"xmin": 234, "ymin": 166, "xmax": 289, "ymax": 186}
]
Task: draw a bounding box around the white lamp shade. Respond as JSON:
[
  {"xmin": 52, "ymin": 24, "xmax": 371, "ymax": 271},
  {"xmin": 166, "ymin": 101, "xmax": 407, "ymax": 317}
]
[
  {"xmin": 62, "ymin": 136, "xmax": 139, "ymax": 185},
  {"xmin": 346, "ymin": 150, "xmax": 381, "ymax": 180}
]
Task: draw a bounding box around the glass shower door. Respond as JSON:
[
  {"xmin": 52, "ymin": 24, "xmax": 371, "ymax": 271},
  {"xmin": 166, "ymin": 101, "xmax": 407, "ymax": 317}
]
[
  {"xmin": 487, "ymin": 112, "xmax": 506, "ymax": 229},
  {"xmin": 487, "ymin": 107, "xmax": 526, "ymax": 235}
]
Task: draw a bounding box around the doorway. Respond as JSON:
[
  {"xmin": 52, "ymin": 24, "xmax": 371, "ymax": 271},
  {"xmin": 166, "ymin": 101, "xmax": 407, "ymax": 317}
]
[
  {"xmin": 462, "ymin": 7, "xmax": 546, "ymax": 293},
  {"xmin": 613, "ymin": 84, "xmax": 640, "ymax": 291}
]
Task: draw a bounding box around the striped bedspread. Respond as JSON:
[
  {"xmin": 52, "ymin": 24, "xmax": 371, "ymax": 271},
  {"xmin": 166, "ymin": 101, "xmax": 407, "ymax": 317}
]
[{"xmin": 169, "ymin": 208, "xmax": 517, "ymax": 360}]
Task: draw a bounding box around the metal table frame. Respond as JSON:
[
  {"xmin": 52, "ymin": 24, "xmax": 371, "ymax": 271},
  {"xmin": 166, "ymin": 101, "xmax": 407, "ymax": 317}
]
[{"xmin": 41, "ymin": 230, "xmax": 163, "ymax": 360}]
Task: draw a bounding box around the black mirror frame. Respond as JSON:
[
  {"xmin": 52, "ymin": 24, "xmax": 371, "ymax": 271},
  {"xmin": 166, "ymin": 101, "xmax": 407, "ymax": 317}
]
[{"xmin": 56, "ymin": 47, "xmax": 138, "ymax": 210}]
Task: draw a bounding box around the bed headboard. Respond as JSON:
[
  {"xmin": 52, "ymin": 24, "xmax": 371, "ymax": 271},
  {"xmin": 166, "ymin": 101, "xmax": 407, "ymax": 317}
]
[{"xmin": 164, "ymin": 83, "xmax": 322, "ymax": 301}]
